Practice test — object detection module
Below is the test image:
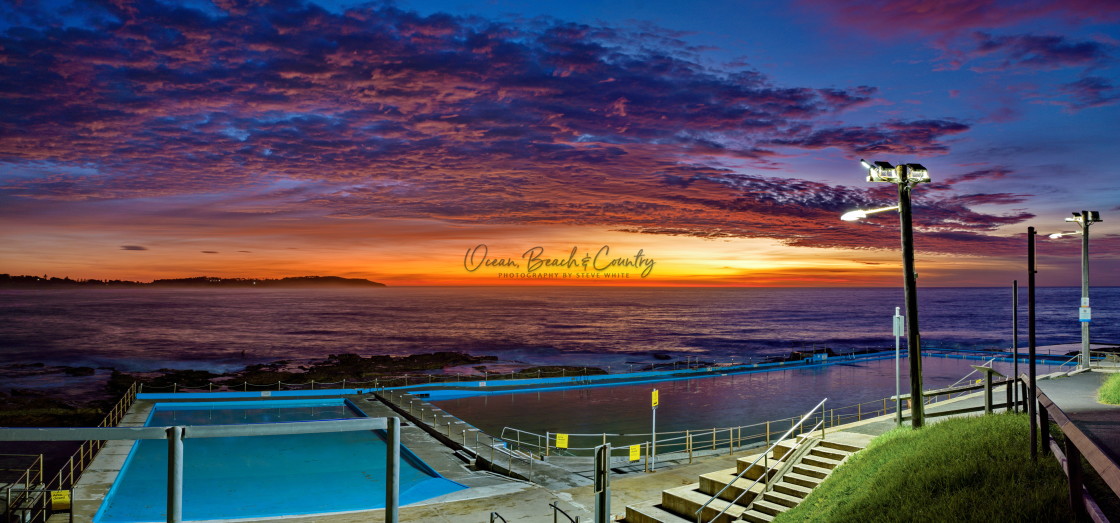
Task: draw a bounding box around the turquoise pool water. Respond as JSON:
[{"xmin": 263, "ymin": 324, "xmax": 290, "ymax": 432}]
[{"xmin": 94, "ymin": 399, "xmax": 465, "ymax": 522}]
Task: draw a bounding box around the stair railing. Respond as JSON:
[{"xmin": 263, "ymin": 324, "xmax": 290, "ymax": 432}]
[{"xmin": 693, "ymin": 397, "xmax": 828, "ymax": 523}]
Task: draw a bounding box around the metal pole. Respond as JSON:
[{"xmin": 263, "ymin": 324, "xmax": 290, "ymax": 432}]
[
  {"xmin": 1028, "ymin": 226, "xmax": 1038, "ymax": 462},
  {"xmin": 386, "ymin": 416, "xmax": 400, "ymax": 523},
  {"xmin": 894, "ymin": 306, "xmax": 903, "ymax": 426},
  {"xmin": 898, "ymin": 170, "xmax": 924, "ymax": 428},
  {"xmin": 651, "ymin": 405, "xmax": 657, "ymax": 471},
  {"xmin": 1013, "ymin": 280, "xmax": 1019, "ymax": 412},
  {"xmin": 167, "ymin": 426, "xmax": 183, "ymax": 523},
  {"xmin": 1080, "ymin": 212, "xmax": 1091, "ymax": 369},
  {"xmin": 594, "ymin": 444, "xmax": 610, "ymax": 523}
]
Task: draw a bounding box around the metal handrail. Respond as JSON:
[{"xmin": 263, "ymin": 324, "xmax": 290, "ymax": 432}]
[
  {"xmin": 946, "ymin": 356, "xmax": 997, "ymax": 390},
  {"xmin": 693, "ymin": 397, "xmax": 828, "ymax": 523},
  {"xmin": 549, "ymin": 501, "xmax": 580, "ymax": 523},
  {"xmin": 737, "ymin": 417, "xmax": 826, "ymax": 515},
  {"xmin": 1059, "ymin": 353, "xmax": 1081, "ymax": 368}
]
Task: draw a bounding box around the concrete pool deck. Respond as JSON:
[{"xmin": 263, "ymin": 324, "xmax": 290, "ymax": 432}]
[
  {"xmin": 64, "ymin": 350, "xmax": 1115, "ymax": 522},
  {"xmin": 66, "ymin": 385, "xmax": 1019, "ymax": 522},
  {"xmin": 68, "ymin": 394, "xmax": 536, "ymax": 523}
]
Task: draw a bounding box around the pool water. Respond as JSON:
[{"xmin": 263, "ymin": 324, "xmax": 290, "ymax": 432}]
[
  {"xmin": 94, "ymin": 399, "xmax": 465, "ymax": 522},
  {"xmin": 433, "ymin": 354, "xmax": 1066, "ymax": 444}
]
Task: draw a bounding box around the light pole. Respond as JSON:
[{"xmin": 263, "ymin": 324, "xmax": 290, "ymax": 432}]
[
  {"xmin": 848, "ymin": 159, "xmax": 930, "ymax": 428},
  {"xmin": 1049, "ymin": 210, "xmax": 1102, "ymax": 369}
]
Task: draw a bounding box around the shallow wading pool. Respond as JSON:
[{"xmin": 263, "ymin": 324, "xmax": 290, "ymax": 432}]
[{"xmin": 95, "ymin": 399, "xmax": 465, "ymax": 522}]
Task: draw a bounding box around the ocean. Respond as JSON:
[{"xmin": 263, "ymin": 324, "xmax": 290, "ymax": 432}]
[{"xmin": 1, "ymin": 286, "xmax": 1115, "ymax": 375}]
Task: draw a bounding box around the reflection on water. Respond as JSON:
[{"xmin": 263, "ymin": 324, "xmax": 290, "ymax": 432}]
[{"xmin": 433, "ymin": 355, "xmax": 1065, "ymax": 441}]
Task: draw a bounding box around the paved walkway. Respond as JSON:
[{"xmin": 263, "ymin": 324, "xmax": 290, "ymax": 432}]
[{"xmin": 1036, "ymin": 371, "xmax": 1120, "ymax": 468}]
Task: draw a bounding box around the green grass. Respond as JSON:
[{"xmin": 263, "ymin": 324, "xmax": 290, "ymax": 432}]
[
  {"xmin": 1099, "ymin": 373, "xmax": 1120, "ymax": 405},
  {"xmin": 775, "ymin": 413, "xmax": 1078, "ymax": 523}
]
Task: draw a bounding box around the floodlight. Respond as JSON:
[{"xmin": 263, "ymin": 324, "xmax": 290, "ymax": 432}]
[
  {"xmin": 904, "ymin": 163, "xmax": 930, "ymax": 183},
  {"xmin": 863, "ymin": 160, "xmax": 899, "ymax": 183}
]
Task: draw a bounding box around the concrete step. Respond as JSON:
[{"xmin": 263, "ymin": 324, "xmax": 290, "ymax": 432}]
[
  {"xmin": 762, "ymin": 489, "xmax": 803, "ymax": 508},
  {"xmin": 772, "ymin": 481, "xmax": 811, "ymax": 499},
  {"xmin": 791, "ymin": 463, "xmax": 832, "ymax": 480},
  {"xmin": 751, "ymin": 499, "xmax": 790, "ymax": 517},
  {"xmin": 740, "ymin": 509, "xmax": 776, "ymax": 523},
  {"xmin": 698, "ymin": 468, "xmax": 764, "ymax": 504},
  {"xmin": 801, "ymin": 454, "xmax": 842, "ymax": 470},
  {"xmin": 817, "ymin": 439, "xmax": 865, "ymax": 454},
  {"xmin": 734, "ymin": 458, "xmax": 777, "ymax": 479},
  {"xmin": 623, "ymin": 499, "xmax": 692, "ymax": 523},
  {"xmin": 783, "ymin": 471, "xmax": 821, "ymax": 490},
  {"xmin": 808, "ymin": 446, "xmax": 848, "ymax": 462},
  {"xmin": 661, "ymin": 484, "xmax": 747, "ymax": 523},
  {"xmin": 771, "ymin": 441, "xmax": 797, "ymax": 461}
]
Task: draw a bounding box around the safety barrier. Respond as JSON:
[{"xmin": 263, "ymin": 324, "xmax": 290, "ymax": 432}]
[
  {"xmin": 3, "ymin": 382, "xmax": 142, "ymax": 523},
  {"xmin": 2, "ymin": 454, "xmax": 44, "ymax": 523},
  {"xmin": 0, "ymin": 418, "xmax": 401, "ymax": 523},
  {"xmin": 498, "ymin": 375, "xmax": 1024, "ymax": 467},
  {"xmin": 1030, "ymin": 373, "xmax": 1120, "ymax": 521}
]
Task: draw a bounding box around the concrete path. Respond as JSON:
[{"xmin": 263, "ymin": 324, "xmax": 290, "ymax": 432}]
[{"xmin": 1036, "ymin": 371, "xmax": 1120, "ymax": 466}]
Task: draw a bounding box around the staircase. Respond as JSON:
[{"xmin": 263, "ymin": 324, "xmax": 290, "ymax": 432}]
[{"xmin": 624, "ymin": 432, "xmax": 872, "ymax": 523}]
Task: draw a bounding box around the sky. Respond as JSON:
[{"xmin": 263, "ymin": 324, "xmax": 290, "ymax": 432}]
[{"xmin": 1, "ymin": 0, "xmax": 1118, "ymax": 286}]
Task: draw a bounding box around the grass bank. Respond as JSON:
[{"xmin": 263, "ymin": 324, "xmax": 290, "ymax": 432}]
[
  {"xmin": 1099, "ymin": 372, "xmax": 1120, "ymax": 405},
  {"xmin": 776, "ymin": 413, "xmax": 1078, "ymax": 522}
]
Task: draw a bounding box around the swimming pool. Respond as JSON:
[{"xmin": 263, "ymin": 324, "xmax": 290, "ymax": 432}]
[
  {"xmin": 432, "ymin": 353, "xmax": 1068, "ymax": 440},
  {"xmin": 94, "ymin": 399, "xmax": 465, "ymax": 522}
]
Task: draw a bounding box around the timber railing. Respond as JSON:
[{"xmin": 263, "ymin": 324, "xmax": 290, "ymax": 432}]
[{"xmin": 1029, "ymin": 374, "xmax": 1120, "ymax": 522}]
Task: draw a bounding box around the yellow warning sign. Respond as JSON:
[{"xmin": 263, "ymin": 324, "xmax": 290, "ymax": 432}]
[
  {"xmin": 652, "ymin": 389, "xmax": 659, "ymax": 408},
  {"xmin": 556, "ymin": 433, "xmax": 569, "ymax": 449},
  {"xmin": 629, "ymin": 444, "xmax": 641, "ymax": 461},
  {"xmin": 50, "ymin": 490, "xmax": 71, "ymax": 510}
]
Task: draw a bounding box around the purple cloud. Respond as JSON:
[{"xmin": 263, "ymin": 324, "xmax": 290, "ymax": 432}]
[
  {"xmin": 964, "ymin": 32, "xmax": 1113, "ymax": 71},
  {"xmin": 0, "ymin": 0, "xmax": 1032, "ymax": 257},
  {"xmin": 1058, "ymin": 76, "xmax": 1120, "ymax": 108}
]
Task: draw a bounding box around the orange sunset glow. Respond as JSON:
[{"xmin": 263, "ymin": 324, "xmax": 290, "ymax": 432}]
[{"xmin": 1, "ymin": 0, "xmax": 1118, "ymax": 287}]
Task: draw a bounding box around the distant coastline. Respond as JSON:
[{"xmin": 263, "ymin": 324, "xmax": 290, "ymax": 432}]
[{"xmin": 0, "ymin": 274, "xmax": 386, "ymax": 288}]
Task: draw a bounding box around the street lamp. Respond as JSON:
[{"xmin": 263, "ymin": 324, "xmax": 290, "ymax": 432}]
[
  {"xmin": 1055, "ymin": 211, "xmax": 1102, "ymax": 369},
  {"xmin": 849, "ymin": 159, "xmax": 931, "ymax": 428},
  {"xmin": 841, "ymin": 205, "xmax": 899, "ymax": 222}
]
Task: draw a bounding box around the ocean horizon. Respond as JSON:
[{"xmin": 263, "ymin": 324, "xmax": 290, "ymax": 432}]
[{"xmin": 1, "ymin": 286, "xmax": 1115, "ymax": 378}]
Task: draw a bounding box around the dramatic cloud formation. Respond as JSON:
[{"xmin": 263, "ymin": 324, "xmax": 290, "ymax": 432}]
[
  {"xmin": 0, "ymin": 1, "xmax": 1008, "ymax": 252},
  {"xmin": 0, "ymin": 0, "xmax": 1116, "ymax": 284}
]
